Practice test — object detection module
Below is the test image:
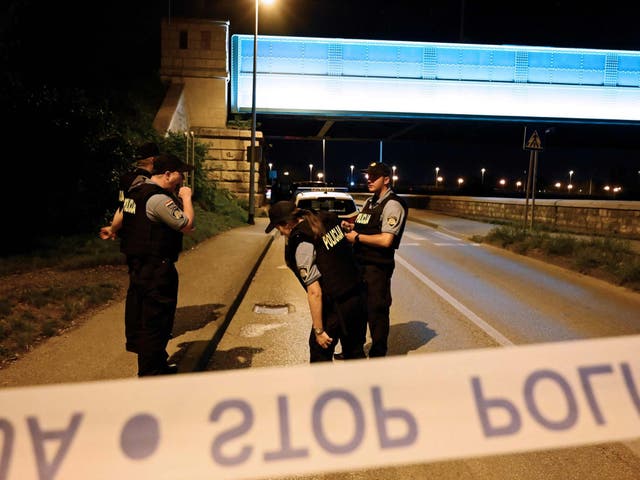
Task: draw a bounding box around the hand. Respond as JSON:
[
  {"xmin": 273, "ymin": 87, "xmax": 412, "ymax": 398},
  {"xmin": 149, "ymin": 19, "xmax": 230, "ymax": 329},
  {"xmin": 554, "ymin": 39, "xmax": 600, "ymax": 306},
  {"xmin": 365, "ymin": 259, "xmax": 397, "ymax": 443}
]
[
  {"xmin": 316, "ymin": 331, "xmax": 333, "ymax": 349},
  {"xmin": 99, "ymin": 226, "xmax": 116, "ymax": 240},
  {"xmin": 178, "ymin": 186, "xmax": 192, "ymax": 200},
  {"xmin": 340, "ymin": 220, "xmax": 353, "ymax": 232},
  {"xmin": 345, "ymin": 230, "xmax": 359, "ymax": 243}
]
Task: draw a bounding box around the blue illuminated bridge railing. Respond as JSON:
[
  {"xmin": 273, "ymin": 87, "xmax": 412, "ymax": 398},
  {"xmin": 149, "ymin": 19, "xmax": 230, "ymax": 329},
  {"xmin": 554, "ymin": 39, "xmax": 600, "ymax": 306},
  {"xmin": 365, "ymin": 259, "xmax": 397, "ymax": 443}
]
[{"xmin": 230, "ymin": 35, "xmax": 640, "ymax": 124}]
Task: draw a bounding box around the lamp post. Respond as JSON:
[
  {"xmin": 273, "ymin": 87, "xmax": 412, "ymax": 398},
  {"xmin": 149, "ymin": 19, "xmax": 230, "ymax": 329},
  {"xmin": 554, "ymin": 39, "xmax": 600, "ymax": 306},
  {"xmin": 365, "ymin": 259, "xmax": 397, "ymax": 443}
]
[
  {"xmin": 350, "ymin": 164, "xmax": 354, "ymax": 186},
  {"xmin": 481, "ymin": 168, "xmax": 486, "ymax": 185},
  {"xmin": 308, "ymin": 164, "xmax": 313, "ymax": 181},
  {"xmin": 435, "ymin": 167, "xmax": 440, "ymax": 188},
  {"xmin": 568, "ymin": 170, "xmax": 574, "ymax": 193},
  {"xmin": 248, "ymin": 0, "xmax": 275, "ymax": 224},
  {"xmin": 392, "ymin": 165, "xmax": 397, "ymax": 187}
]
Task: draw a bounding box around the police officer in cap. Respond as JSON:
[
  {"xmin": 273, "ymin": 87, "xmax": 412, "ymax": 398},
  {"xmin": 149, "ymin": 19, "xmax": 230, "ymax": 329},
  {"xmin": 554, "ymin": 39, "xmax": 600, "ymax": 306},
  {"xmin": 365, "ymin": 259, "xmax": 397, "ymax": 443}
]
[
  {"xmin": 266, "ymin": 201, "xmax": 366, "ymax": 362},
  {"xmin": 120, "ymin": 154, "xmax": 195, "ymax": 376},
  {"xmin": 342, "ymin": 162, "xmax": 408, "ymax": 358},
  {"xmin": 100, "ymin": 142, "xmax": 160, "ymax": 240}
]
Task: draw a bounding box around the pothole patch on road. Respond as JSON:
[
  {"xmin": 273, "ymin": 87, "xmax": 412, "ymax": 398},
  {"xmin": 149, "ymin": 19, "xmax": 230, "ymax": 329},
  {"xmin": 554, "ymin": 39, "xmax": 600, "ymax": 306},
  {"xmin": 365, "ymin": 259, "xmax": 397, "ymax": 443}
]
[{"xmin": 252, "ymin": 303, "xmax": 292, "ymax": 315}]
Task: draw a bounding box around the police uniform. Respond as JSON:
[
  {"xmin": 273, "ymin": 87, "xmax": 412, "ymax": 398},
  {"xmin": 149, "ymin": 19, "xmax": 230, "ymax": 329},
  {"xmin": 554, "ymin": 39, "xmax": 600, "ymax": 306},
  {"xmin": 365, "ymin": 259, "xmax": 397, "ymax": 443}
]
[
  {"xmin": 120, "ymin": 179, "xmax": 189, "ymax": 376},
  {"xmin": 353, "ymin": 189, "xmax": 408, "ymax": 357},
  {"xmin": 285, "ymin": 211, "xmax": 367, "ymax": 362}
]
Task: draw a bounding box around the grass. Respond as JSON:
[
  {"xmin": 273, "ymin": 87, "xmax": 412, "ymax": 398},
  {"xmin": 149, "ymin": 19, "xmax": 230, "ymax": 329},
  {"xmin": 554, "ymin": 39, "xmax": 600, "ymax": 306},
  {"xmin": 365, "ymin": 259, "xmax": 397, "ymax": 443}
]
[
  {"xmin": 0, "ymin": 191, "xmax": 249, "ymax": 366},
  {"xmin": 477, "ymin": 226, "xmax": 640, "ymax": 291}
]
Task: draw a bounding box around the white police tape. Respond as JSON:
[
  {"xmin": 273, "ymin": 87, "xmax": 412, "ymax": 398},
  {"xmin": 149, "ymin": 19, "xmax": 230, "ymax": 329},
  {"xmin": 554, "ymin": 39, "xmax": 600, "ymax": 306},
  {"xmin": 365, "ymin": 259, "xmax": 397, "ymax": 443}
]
[{"xmin": 0, "ymin": 334, "xmax": 639, "ymax": 480}]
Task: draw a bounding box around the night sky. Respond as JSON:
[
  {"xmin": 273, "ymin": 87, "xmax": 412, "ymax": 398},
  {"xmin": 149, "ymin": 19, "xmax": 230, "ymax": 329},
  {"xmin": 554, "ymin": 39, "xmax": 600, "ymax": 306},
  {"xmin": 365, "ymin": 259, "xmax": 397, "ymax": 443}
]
[
  {"xmin": 171, "ymin": 0, "xmax": 639, "ymax": 193},
  {"xmin": 6, "ymin": 0, "xmax": 639, "ymax": 193}
]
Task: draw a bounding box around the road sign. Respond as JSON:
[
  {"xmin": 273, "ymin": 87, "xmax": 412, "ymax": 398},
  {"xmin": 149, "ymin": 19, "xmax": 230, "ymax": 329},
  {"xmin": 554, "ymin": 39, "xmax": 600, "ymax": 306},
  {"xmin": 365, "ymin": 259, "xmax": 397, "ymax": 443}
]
[{"xmin": 523, "ymin": 128, "xmax": 544, "ymax": 151}]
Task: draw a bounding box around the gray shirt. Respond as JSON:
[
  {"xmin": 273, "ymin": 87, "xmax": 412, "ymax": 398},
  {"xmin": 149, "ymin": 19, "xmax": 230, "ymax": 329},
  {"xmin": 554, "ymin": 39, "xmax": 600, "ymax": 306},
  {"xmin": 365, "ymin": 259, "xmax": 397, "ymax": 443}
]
[
  {"xmin": 144, "ymin": 180, "xmax": 189, "ymax": 231},
  {"xmin": 294, "ymin": 241, "xmax": 322, "ymax": 287},
  {"xmin": 366, "ymin": 189, "xmax": 406, "ymax": 236}
]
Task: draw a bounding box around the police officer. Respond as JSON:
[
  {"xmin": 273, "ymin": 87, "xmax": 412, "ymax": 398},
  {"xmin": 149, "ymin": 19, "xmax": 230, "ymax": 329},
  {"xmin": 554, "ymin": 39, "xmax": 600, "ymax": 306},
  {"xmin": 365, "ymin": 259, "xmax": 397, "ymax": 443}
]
[
  {"xmin": 343, "ymin": 162, "xmax": 408, "ymax": 358},
  {"xmin": 100, "ymin": 142, "xmax": 160, "ymax": 240},
  {"xmin": 120, "ymin": 154, "xmax": 195, "ymax": 376},
  {"xmin": 265, "ymin": 201, "xmax": 366, "ymax": 362}
]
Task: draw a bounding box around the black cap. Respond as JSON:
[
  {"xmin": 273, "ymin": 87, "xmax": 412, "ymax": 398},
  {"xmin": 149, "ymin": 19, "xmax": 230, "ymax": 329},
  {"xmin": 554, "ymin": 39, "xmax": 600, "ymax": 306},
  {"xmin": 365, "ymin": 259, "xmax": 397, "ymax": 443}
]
[
  {"xmin": 135, "ymin": 142, "xmax": 160, "ymax": 160},
  {"xmin": 362, "ymin": 162, "xmax": 391, "ymax": 179},
  {"xmin": 152, "ymin": 154, "xmax": 194, "ymax": 174},
  {"xmin": 265, "ymin": 201, "xmax": 297, "ymax": 233}
]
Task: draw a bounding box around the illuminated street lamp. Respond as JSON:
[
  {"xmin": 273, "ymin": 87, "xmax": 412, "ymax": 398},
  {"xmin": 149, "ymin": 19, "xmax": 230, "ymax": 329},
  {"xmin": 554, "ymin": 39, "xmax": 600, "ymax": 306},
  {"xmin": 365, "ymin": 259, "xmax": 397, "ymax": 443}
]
[
  {"xmin": 436, "ymin": 176, "xmax": 443, "ymax": 187},
  {"xmin": 435, "ymin": 166, "xmax": 440, "ymax": 187},
  {"xmin": 499, "ymin": 178, "xmax": 507, "ymax": 188},
  {"xmin": 317, "ymin": 172, "xmax": 324, "ymax": 181},
  {"xmin": 481, "ymin": 168, "xmax": 486, "ymax": 185},
  {"xmin": 268, "ymin": 162, "xmax": 273, "ymax": 172},
  {"xmin": 516, "ymin": 180, "xmax": 522, "ymax": 191},
  {"xmin": 350, "ymin": 164, "xmax": 354, "ymax": 186},
  {"xmin": 308, "ymin": 163, "xmax": 313, "ymax": 181},
  {"xmin": 392, "ymin": 165, "xmax": 397, "ymax": 187},
  {"xmin": 248, "ymin": 0, "xmax": 276, "ymax": 224},
  {"xmin": 568, "ymin": 170, "xmax": 574, "ymax": 192}
]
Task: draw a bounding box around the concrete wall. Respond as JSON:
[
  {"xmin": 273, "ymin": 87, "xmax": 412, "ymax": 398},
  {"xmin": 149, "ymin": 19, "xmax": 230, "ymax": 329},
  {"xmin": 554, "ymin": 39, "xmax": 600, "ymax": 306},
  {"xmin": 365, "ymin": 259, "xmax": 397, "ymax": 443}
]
[
  {"xmin": 155, "ymin": 17, "xmax": 265, "ymax": 207},
  {"xmin": 392, "ymin": 195, "xmax": 640, "ymax": 239},
  {"xmin": 193, "ymin": 127, "xmax": 263, "ymax": 205}
]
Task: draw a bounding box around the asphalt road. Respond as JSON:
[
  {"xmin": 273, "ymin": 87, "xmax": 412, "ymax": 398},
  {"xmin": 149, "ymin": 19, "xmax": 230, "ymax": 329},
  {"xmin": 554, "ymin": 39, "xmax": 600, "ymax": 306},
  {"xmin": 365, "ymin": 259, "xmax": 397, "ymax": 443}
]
[{"xmin": 207, "ymin": 215, "xmax": 640, "ymax": 479}]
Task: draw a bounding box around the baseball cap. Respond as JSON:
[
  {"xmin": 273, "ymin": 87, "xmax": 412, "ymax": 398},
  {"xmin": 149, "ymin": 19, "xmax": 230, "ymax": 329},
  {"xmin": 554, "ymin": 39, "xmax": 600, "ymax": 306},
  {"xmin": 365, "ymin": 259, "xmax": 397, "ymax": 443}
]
[
  {"xmin": 362, "ymin": 162, "xmax": 391, "ymax": 179},
  {"xmin": 265, "ymin": 201, "xmax": 297, "ymax": 233},
  {"xmin": 135, "ymin": 142, "xmax": 160, "ymax": 160},
  {"xmin": 152, "ymin": 154, "xmax": 195, "ymax": 174}
]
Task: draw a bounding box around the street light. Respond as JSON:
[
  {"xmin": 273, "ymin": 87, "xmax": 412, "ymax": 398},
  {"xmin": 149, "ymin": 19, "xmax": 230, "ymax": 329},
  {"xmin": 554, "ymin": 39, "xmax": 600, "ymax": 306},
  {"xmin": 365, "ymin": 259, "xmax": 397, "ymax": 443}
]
[
  {"xmin": 435, "ymin": 167, "xmax": 440, "ymax": 187},
  {"xmin": 568, "ymin": 170, "xmax": 574, "ymax": 193},
  {"xmin": 248, "ymin": 0, "xmax": 276, "ymax": 224},
  {"xmin": 308, "ymin": 164, "xmax": 313, "ymax": 181},
  {"xmin": 350, "ymin": 164, "xmax": 354, "ymax": 186},
  {"xmin": 481, "ymin": 168, "xmax": 486, "ymax": 185},
  {"xmin": 392, "ymin": 165, "xmax": 397, "ymax": 187}
]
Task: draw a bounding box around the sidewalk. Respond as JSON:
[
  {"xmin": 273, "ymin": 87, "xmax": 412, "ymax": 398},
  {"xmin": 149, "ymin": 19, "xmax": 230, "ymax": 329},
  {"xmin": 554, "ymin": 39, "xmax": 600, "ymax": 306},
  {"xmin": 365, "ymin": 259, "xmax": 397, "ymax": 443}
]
[
  {"xmin": 0, "ymin": 211, "xmax": 496, "ymax": 389},
  {"xmin": 0, "ymin": 217, "xmax": 273, "ymax": 388}
]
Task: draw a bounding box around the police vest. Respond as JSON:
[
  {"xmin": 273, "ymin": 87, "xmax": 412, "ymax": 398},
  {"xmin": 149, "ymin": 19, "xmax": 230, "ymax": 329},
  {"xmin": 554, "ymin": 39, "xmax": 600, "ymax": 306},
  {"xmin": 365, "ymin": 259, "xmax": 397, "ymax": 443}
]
[
  {"xmin": 353, "ymin": 192, "xmax": 408, "ymax": 265},
  {"xmin": 118, "ymin": 168, "xmax": 151, "ymax": 204},
  {"xmin": 120, "ymin": 183, "xmax": 184, "ymax": 262},
  {"xmin": 285, "ymin": 212, "xmax": 360, "ymax": 300}
]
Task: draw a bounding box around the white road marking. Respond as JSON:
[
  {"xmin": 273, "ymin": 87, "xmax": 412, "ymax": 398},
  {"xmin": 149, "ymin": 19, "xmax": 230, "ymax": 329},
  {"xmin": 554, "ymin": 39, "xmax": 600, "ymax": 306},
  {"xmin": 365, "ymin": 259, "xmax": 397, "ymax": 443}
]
[
  {"xmin": 402, "ymin": 231, "xmax": 429, "ymax": 241},
  {"xmin": 240, "ymin": 322, "xmax": 287, "ymax": 337},
  {"xmin": 396, "ymin": 254, "xmax": 513, "ymax": 346}
]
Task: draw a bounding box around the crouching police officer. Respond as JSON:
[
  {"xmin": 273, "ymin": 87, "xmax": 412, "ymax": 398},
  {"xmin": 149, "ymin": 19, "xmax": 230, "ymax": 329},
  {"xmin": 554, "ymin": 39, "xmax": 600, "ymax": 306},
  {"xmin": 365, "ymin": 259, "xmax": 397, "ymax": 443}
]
[
  {"xmin": 265, "ymin": 201, "xmax": 366, "ymax": 362},
  {"xmin": 119, "ymin": 154, "xmax": 195, "ymax": 376}
]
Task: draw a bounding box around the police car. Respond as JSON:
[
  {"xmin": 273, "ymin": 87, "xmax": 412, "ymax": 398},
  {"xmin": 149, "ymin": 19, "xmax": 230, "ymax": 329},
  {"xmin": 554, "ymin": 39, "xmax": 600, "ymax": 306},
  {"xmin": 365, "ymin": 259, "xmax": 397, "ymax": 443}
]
[{"xmin": 293, "ymin": 186, "xmax": 359, "ymax": 222}]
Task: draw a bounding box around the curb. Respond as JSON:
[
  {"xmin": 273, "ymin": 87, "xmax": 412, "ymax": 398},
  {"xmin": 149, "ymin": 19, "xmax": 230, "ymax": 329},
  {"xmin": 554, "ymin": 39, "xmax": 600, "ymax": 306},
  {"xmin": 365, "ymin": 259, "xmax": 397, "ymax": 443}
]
[{"xmin": 180, "ymin": 234, "xmax": 275, "ymax": 373}]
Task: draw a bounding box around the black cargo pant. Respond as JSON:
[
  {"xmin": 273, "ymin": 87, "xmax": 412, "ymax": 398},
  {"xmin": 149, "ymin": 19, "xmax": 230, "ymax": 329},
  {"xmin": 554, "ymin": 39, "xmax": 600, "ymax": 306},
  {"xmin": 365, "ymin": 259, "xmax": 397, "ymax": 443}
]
[
  {"xmin": 125, "ymin": 256, "xmax": 178, "ymax": 376},
  {"xmin": 308, "ymin": 286, "xmax": 367, "ymax": 363},
  {"xmin": 360, "ymin": 262, "xmax": 394, "ymax": 357}
]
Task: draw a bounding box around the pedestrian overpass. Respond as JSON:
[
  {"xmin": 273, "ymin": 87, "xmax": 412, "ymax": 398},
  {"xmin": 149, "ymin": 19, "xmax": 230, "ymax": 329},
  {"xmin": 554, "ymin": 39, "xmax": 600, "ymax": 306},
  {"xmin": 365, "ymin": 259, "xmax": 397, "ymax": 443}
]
[{"xmin": 230, "ymin": 35, "xmax": 640, "ymax": 126}]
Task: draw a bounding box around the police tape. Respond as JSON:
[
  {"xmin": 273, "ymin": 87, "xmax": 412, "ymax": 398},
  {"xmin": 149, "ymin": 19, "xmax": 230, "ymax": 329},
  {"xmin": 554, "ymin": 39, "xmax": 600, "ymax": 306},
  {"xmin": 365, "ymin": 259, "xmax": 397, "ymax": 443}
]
[{"xmin": 1, "ymin": 334, "xmax": 639, "ymax": 480}]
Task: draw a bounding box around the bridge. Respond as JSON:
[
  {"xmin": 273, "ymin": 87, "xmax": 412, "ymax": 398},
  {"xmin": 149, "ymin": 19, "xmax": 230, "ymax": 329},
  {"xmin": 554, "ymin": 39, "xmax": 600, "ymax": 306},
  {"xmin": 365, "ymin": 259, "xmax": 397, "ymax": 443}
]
[
  {"xmin": 156, "ymin": 19, "xmax": 640, "ymax": 207},
  {"xmin": 230, "ymin": 34, "xmax": 640, "ymax": 127}
]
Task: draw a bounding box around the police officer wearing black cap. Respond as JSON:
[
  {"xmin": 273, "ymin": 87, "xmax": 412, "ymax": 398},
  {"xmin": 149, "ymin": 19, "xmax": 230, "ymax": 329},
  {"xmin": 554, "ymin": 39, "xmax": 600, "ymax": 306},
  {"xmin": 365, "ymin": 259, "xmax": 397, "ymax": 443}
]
[
  {"xmin": 100, "ymin": 142, "xmax": 160, "ymax": 241},
  {"xmin": 342, "ymin": 162, "xmax": 408, "ymax": 358},
  {"xmin": 265, "ymin": 201, "xmax": 367, "ymax": 362},
  {"xmin": 119, "ymin": 154, "xmax": 195, "ymax": 376}
]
